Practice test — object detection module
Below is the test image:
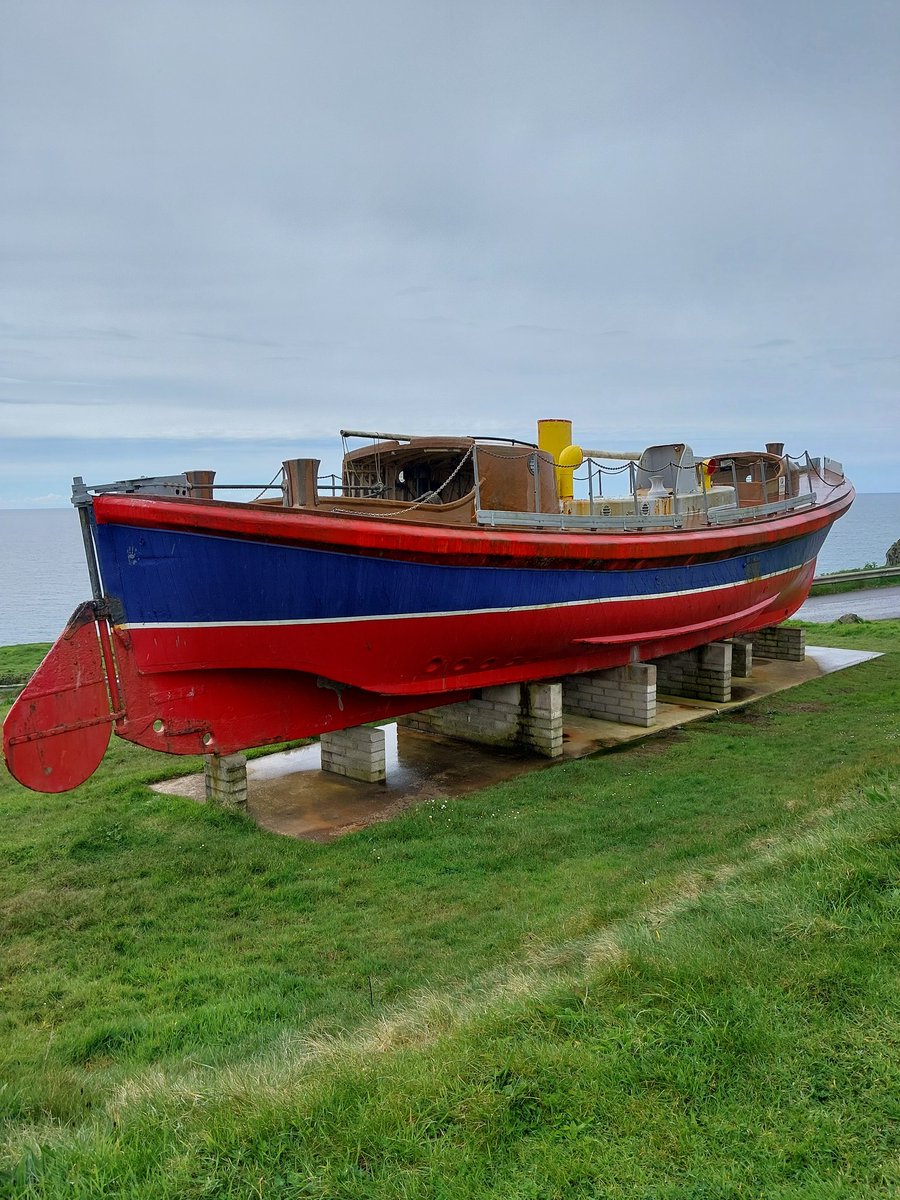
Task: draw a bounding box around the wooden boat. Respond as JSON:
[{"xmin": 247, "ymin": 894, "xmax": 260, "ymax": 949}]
[{"xmin": 3, "ymin": 422, "xmax": 853, "ymax": 792}]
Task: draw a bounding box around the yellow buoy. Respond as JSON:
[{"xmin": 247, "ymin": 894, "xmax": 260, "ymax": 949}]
[{"xmin": 537, "ymin": 419, "xmax": 575, "ymax": 499}]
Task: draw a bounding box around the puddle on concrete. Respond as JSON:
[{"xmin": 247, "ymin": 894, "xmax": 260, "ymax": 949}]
[
  {"xmin": 151, "ymin": 644, "xmax": 882, "ymax": 842},
  {"xmin": 249, "ymin": 726, "xmax": 548, "ymax": 840},
  {"xmin": 154, "ymin": 724, "xmax": 545, "ymax": 842}
]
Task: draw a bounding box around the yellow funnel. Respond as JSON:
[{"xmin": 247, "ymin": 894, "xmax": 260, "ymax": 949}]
[{"xmin": 538, "ymin": 418, "xmax": 575, "ymax": 500}]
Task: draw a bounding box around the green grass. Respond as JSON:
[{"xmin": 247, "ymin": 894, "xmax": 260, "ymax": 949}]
[
  {"xmin": 0, "ymin": 644, "xmax": 50, "ymax": 686},
  {"xmin": 1, "ymin": 624, "xmax": 898, "ymax": 1197}
]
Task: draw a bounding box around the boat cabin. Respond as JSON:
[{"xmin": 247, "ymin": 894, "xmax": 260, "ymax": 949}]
[{"xmin": 282, "ymin": 436, "xmax": 560, "ymax": 523}]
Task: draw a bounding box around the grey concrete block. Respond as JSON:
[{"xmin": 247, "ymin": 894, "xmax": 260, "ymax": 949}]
[
  {"xmin": 321, "ymin": 726, "xmax": 387, "ymax": 783},
  {"xmin": 652, "ymin": 642, "xmax": 733, "ymax": 703},
  {"xmin": 751, "ymin": 625, "xmax": 805, "ymax": 662},
  {"xmin": 562, "ymin": 662, "xmax": 658, "ymax": 727},
  {"xmin": 204, "ymin": 753, "xmax": 248, "ymax": 808}
]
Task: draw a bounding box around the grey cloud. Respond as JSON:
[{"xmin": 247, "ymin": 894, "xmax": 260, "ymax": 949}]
[{"xmin": 178, "ymin": 331, "xmax": 283, "ymax": 349}]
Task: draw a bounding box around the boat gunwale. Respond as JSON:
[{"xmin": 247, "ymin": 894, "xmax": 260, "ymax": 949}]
[{"xmin": 90, "ymin": 477, "xmax": 855, "ymax": 569}]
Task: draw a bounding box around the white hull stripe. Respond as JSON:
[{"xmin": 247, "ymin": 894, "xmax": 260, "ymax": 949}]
[{"xmin": 121, "ymin": 561, "xmax": 810, "ymax": 631}]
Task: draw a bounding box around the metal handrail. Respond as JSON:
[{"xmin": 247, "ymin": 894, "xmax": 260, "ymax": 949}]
[
  {"xmin": 477, "ymin": 508, "xmax": 687, "ymax": 532},
  {"xmin": 812, "ymin": 566, "xmax": 900, "ymax": 585},
  {"xmin": 707, "ymin": 492, "xmax": 816, "ymax": 523}
]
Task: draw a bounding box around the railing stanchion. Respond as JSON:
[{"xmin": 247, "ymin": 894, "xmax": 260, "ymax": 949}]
[{"xmin": 630, "ymin": 460, "xmax": 638, "ymax": 516}]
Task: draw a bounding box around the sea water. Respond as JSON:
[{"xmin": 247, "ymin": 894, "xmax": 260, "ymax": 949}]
[
  {"xmin": 1, "ymin": 495, "xmax": 899, "ymax": 646},
  {"xmin": 0, "ymin": 509, "xmax": 87, "ymax": 646}
]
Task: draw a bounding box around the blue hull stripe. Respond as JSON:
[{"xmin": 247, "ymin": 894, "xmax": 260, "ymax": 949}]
[{"xmin": 95, "ymin": 523, "xmax": 828, "ymax": 626}]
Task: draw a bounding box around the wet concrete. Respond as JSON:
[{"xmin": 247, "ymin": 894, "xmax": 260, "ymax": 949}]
[
  {"xmin": 797, "ymin": 584, "xmax": 900, "ymax": 622},
  {"xmin": 151, "ymin": 645, "xmax": 881, "ymax": 841},
  {"xmin": 153, "ymin": 725, "xmax": 545, "ymax": 841}
]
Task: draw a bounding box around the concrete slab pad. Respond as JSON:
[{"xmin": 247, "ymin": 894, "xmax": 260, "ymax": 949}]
[
  {"xmin": 805, "ymin": 645, "xmax": 881, "ymax": 674},
  {"xmin": 151, "ymin": 644, "xmax": 882, "ymax": 841},
  {"xmin": 153, "ymin": 726, "xmax": 542, "ymax": 841}
]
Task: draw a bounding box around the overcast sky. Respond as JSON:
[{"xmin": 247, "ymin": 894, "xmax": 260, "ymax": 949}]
[{"xmin": 1, "ymin": 0, "xmax": 897, "ymax": 505}]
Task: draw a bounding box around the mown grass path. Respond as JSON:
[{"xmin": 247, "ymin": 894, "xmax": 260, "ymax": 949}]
[{"xmin": 1, "ymin": 622, "xmax": 898, "ymax": 1197}]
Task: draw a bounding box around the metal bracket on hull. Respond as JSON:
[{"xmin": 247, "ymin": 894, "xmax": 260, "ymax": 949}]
[
  {"xmin": 316, "ymin": 676, "xmax": 347, "ymax": 711},
  {"xmin": 72, "ymin": 474, "xmax": 193, "ymax": 502}
]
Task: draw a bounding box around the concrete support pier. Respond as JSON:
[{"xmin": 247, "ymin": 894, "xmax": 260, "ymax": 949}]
[
  {"xmin": 204, "ymin": 752, "xmax": 248, "ymax": 808},
  {"xmin": 400, "ymin": 681, "xmax": 563, "ymax": 758},
  {"xmin": 521, "ymin": 682, "xmax": 564, "ymax": 757},
  {"xmin": 562, "ymin": 663, "xmax": 657, "ymax": 727},
  {"xmin": 728, "ymin": 638, "xmax": 753, "ymax": 678},
  {"xmin": 320, "ymin": 726, "xmax": 387, "ymax": 783},
  {"xmin": 652, "ymin": 641, "xmax": 733, "ymax": 704},
  {"xmin": 751, "ymin": 625, "xmax": 805, "ymax": 662}
]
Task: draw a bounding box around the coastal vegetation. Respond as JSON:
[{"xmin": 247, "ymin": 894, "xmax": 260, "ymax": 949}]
[
  {"xmin": 1, "ymin": 621, "xmax": 898, "ymax": 1197},
  {"xmin": 0, "ymin": 644, "xmax": 49, "ymax": 687},
  {"xmin": 809, "ymin": 566, "xmax": 900, "ymax": 597},
  {"xmin": 810, "ymin": 577, "xmax": 899, "ymax": 596}
]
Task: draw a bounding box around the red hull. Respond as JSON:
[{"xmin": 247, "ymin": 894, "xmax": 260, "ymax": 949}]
[{"xmin": 3, "ymin": 472, "xmax": 853, "ymax": 793}]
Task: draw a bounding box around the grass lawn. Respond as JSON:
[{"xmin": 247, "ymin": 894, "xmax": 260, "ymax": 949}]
[
  {"xmin": 1, "ymin": 622, "xmax": 898, "ymax": 1197},
  {"xmin": 0, "ymin": 646, "xmax": 50, "ymax": 687}
]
